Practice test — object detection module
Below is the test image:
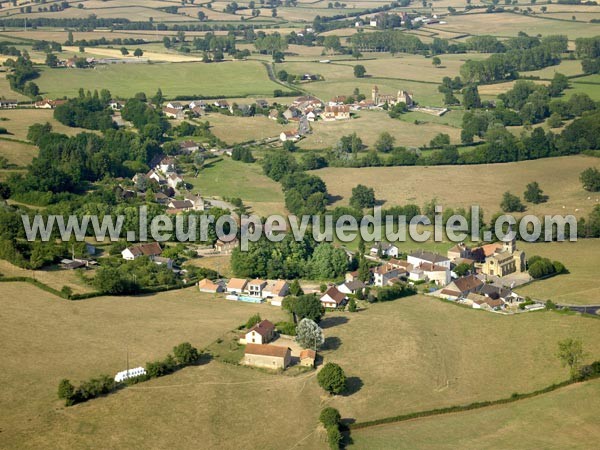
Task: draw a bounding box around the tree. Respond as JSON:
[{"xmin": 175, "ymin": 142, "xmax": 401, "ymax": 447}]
[
  {"xmin": 350, "ymin": 184, "xmax": 376, "ymax": 209},
  {"xmin": 285, "ymin": 294, "xmax": 325, "ymax": 323},
  {"xmin": 354, "ymin": 64, "xmax": 366, "ymax": 78},
  {"xmin": 375, "ymin": 131, "xmax": 395, "ymax": 153},
  {"xmin": 289, "ymin": 279, "xmax": 304, "ymax": 296},
  {"xmin": 580, "ymin": 167, "xmax": 600, "ymax": 192},
  {"xmin": 462, "ymin": 84, "xmax": 481, "ymax": 109},
  {"xmin": 323, "ymin": 35, "xmax": 342, "ymax": 54},
  {"xmin": 524, "ymin": 181, "xmax": 547, "ymax": 204},
  {"xmin": 348, "ymin": 297, "xmax": 357, "ymax": 312},
  {"xmin": 296, "ymin": 318, "xmax": 325, "ymax": 349},
  {"xmin": 246, "ymin": 313, "xmax": 262, "ymax": 329},
  {"xmin": 432, "ymin": 56, "xmax": 441, "ymax": 67},
  {"xmin": 173, "ymin": 342, "xmax": 200, "ymax": 365},
  {"xmin": 317, "ymin": 362, "xmax": 347, "ymax": 394},
  {"xmin": 45, "ymin": 52, "xmax": 59, "ymax": 67},
  {"xmin": 133, "ymin": 48, "xmax": 144, "ymax": 58},
  {"xmin": 429, "ymin": 133, "xmax": 450, "ymax": 148},
  {"xmin": 500, "ymin": 191, "xmax": 525, "ymax": 212},
  {"xmin": 454, "ymin": 262, "xmax": 471, "ymax": 277},
  {"xmin": 120, "ymin": 47, "xmax": 129, "ymax": 56},
  {"xmin": 557, "ymin": 338, "xmax": 585, "ymax": 379},
  {"xmin": 547, "ymin": 112, "xmax": 562, "ymax": 128},
  {"xmin": 319, "ymin": 407, "xmax": 341, "ymax": 427}
]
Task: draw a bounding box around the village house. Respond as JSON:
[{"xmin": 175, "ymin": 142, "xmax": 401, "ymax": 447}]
[
  {"xmin": 242, "ymin": 319, "xmax": 275, "ymax": 345},
  {"xmin": 109, "ymin": 99, "xmax": 125, "ymax": 111},
  {"xmin": 184, "ymin": 193, "xmax": 205, "ymax": 211},
  {"xmin": 337, "ymin": 280, "xmax": 366, "ymax": 295},
  {"xmin": 439, "ymin": 274, "xmax": 484, "ymax": 299},
  {"xmin": 167, "ymin": 199, "xmax": 194, "ymax": 212},
  {"xmin": 226, "ymin": 278, "xmax": 248, "ymax": 294},
  {"xmin": 189, "ymin": 106, "xmax": 203, "ymax": 117},
  {"xmin": 189, "ymin": 100, "xmax": 206, "ymax": 110},
  {"xmin": 299, "ymin": 349, "xmax": 316, "ymax": 367},
  {"xmin": 283, "ymin": 107, "xmax": 302, "ymax": 121},
  {"xmin": 243, "ymin": 344, "xmax": 291, "ymax": 370},
  {"xmin": 472, "ymin": 295, "xmax": 505, "ymax": 311},
  {"xmin": 291, "ymin": 95, "xmax": 322, "ymax": 110},
  {"xmin": 214, "ymin": 99, "xmax": 229, "ymax": 109},
  {"xmin": 373, "ymin": 264, "xmax": 402, "ymax": 287},
  {"xmin": 163, "ymin": 107, "xmax": 184, "ymax": 119},
  {"xmin": 268, "ymin": 109, "xmax": 279, "ymax": 120},
  {"xmin": 280, "ymin": 130, "xmax": 300, "ymax": 142},
  {"xmin": 179, "ymin": 141, "xmax": 200, "ymax": 153},
  {"xmin": 320, "ymin": 286, "xmax": 348, "ymax": 308},
  {"xmin": 34, "ymin": 98, "xmax": 66, "ymax": 109},
  {"xmin": 407, "ymin": 250, "xmax": 451, "ymax": 269},
  {"xmin": 247, "ymin": 279, "xmax": 268, "ymax": 298},
  {"xmin": 167, "ymin": 173, "xmax": 184, "ymax": 190},
  {"xmin": 410, "ymin": 262, "xmax": 451, "ymax": 286},
  {"xmin": 263, "ymin": 280, "xmax": 290, "ymax": 299},
  {"xmin": 121, "ymin": 242, "xmax": 163, "ymax": 261},
  {"xmin": 146, "ymin": 169, "xmax": 166, "ymax": 185},
  {"xmin": 166, "ymin": 101, "xmax": 184, "ymax": 110},
  {"xmin": 255, "ymin": 99, "xmax": 269, "ymax": 109},
  {"xmin": 321, "ymin": 105, "xmax": 350, "ymax": 121},
  {"xmin": 0, "ymin": 99, "xmax": 18, "ymax": 108},
  {"xmin": 198, "ymin": 278, "xmax": 225, "ymax": 293},
  {"xmin": 156, "ymin": 157, "xmax": 176, "ymax": 174},
  {"xmin": 370, "ymin": 242, "xmax": 399, "ymax": 258},
  {"xmin": 215, "ymin": 238, "xmax": 239, "ymax": 254}
]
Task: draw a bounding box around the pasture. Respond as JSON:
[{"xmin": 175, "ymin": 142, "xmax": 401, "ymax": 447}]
[
  {"xmin": 204, "ymin": 113, "xmax": 286, "ymax": 144},
  {"xmin": 517, "ymin": 239, "xmax": 600, "ymax": 306},
  {"xmin": 34, "ymin": 61, "xmax": 284, "ymax": 99},
  {"xmin": 0, "ymin": 139, "xmax": 37, "ymax": 167},
  {"xmin": 321, "ymin": 295, "xmax": 600, "ymax": 423},
  {"xmin": 0, "ymin": 282, "xmax": 311, "ymax": 449},
  {"xmin": 186, "ymin": 157, "xmax": 285, "ymax": 216},
  {"xmin": 299, "ymin": 110, "xmax": 461, "ymax": 150},
  {"xmin": 0, "ymin": 108, "xmax": 94, "ymax": 141},
  {"xmin": 349, "ymin": 378, "xmax": 600, "ymax": 449},
  {"xmin": 314, "ymin": 155, "xmax": 600, "ymax": 219}
]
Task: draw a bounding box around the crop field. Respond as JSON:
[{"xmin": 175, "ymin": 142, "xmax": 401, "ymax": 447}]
[
  {"xmin": 314, "ymin": 155, "xmax": 600, "ymax": 219},
  {"xmin": 185, "ymin": 157, "xmax": 285, "ymax": 216},
  {"xmin": 60, "ymin": 45, "xmax": 204, "ymax": 63},
  {"xmin": 517, "ymin": 239, "xmax": 600, "ymax": 306},
  {"xmin": 322, "ymin": 294, "xmax": 600, "ymax": 422},
  {"xmin": 11, "ymin": 6, "xmax": 184, "ymax": 22},
  {"xmin": 35, "ymin": 61, "xmax": 284, "ymax": 99},
  {"xmin": 299, "ymin": 110, "xmax": 461, "ymax": 150},
  {"xmin": 349, "ymin": 378, "xmax": 600, "ymax": 449},
  {"xmin": 439, "ymin": 12, "xmax": 600, "ymax": 39}
]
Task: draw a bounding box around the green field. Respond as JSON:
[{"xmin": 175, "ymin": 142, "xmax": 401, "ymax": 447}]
[
  {"xmin": 186, "ymin": 157, "xmax": 285, "ymax": 216},
  {"xmin": 35, "ymin": 62, "xmax": 285, "ymax": 99}
]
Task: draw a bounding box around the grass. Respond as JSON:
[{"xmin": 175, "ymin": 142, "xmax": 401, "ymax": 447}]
[
  {"xmin": 314, "ymin": 155, "xmax": 600, "ymax": 219},
  {"xmin": 0, "ymin": 108, "xmax": 94, "ymax": 141},
  {"xmin": 0, "ymin": 282, "xmax": 313, "ymax": 449},
  {"xmin": 204, "ymin": 113, "xmax": 287, "ymax": 144},
  {"xmin": 0, "ymin": 260, "xmax": 96, "ymax": 294},
  {"xmin": 186, "ymin": 157, "xmax": 285, "ymax": 216},
  {"xmin": 520, "ymin": 59, "xmax": 585, "ymax": 79},
  {"xmin": 35, "ymin": 61, "xmax": 285, "ymax": 99},
  {"xmin": 321, "ymin": 296, "xmax": 600, "ymax": 423},
  {"xmin": 299, "ymin": 110, "xmax": 461, "ymax": 150},
  {"xmin": 349, "ymin": 378, "xmax": 600, "ymax": 449},
  {"xmin": 517, "ymin": 240, "xmax": 600, "ymax": 306},
  {"xmin": 0, "ymin": 139, "xmax": 37, "ymax": 166}
]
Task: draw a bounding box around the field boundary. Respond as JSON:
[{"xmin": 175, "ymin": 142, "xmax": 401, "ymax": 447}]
[{"xmin": 348, "ymin": 376, "xmax": 594, "ymax": 431}]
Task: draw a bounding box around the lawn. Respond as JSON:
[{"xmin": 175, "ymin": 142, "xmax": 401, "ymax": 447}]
[
  {"xmin": 299, "ymin": 110, "xmax": 461, "ymax": 150},
  {"xmin": 186, "ymin": 157, "xmax": 285, "ymax": 216},
  {"xmin": 35, "ymin": 61, "xmax": 285, "ymax": 99},
  {"xmin": 349, "ymin": 378, "xmax": 600, "ymax": 449},
  {"xmin": 321, "ymin": 296, "xmax": 600, "ymax": 423},
  {"xmin": 517, "ymin": 239, "xmax": 600, "ymax": 306},
  {"xmin": 314, "ymin": 155, "xmax": 600, "ymax": 219}
]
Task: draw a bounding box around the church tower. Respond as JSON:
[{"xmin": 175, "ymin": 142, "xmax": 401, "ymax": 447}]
[
  {"xmin": 503, "ymin": 224, "xmax": 517, "ymax": 254},
  {"xmin": 372, "ymin": 85, "xmax": 379, "ymax": 103}
]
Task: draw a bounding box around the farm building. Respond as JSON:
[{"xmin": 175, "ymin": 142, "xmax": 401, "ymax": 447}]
[
  {"xmin": 121, "ymin": 242, "xmax": 163, "ymax": 261},
  {"xmin": 243, "ymin": 344, "xmax": 291, "ymax": 370},
  {"xmin": 198, "ymin": 278, "xmax": 224, "ymax": 293},
  {"xmin": 320, "ymin": 286, "xmax": 347, "ymax": 309},
  {"xmin": 114, "ymin": 367, "xmax": 147, "ymax": 383},
  {"xmin": 299, "ymin": 349, "xmax": 316, "ymax": 367}
]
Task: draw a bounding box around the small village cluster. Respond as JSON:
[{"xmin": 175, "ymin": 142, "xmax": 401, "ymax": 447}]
[{"xmin": 196, "ymin": 233, "xmax": 531, "ymax": 315}]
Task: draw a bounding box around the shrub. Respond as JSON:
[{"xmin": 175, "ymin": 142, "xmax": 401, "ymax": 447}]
[
  {"xmin": 245, "ymin": 313, "xmax": 261, "ymax": 329},
  {"xmin": 173, "ymin": 342, "xmax": 200, "ymax": 365},
  {"xmin": 275, "ymin": 321, "xmax": 297, "ymax": 336},
  {"xmin": 326, "ymin": 425, "xmax": 342, "ymax": 449}
]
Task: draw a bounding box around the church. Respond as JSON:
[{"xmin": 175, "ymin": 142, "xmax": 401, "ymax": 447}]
[
  {"xmin": 371, "ymin": 86, "xmax": 413, "ymax": 107},
  {"xmin": 481, "ymin": 233, "xmax": 526, "ymax": 278}
]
